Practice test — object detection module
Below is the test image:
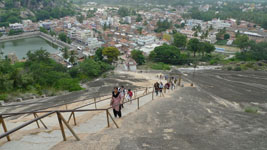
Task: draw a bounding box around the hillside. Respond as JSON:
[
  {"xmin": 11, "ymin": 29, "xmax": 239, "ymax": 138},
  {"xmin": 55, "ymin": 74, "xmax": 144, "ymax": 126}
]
[{"xmin": 0, "ymin": 0, "xmax": 76, "ymax": 27}]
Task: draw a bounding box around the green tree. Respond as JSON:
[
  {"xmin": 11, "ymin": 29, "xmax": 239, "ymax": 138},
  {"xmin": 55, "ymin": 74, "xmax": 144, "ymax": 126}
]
[
  {"xmin": 173, "ymin": 33, "xmax": 187, "ymax": 49},
  {"xmin": 118, "ymin": 7, "xmax": 130, "ymax": 17},
  {"xmin": 136, "ymin": 14, "xmax": 143, "ymax": 22},
  {"xmin": 103, "ymin": 23, "xmax": 107, "ymax": 31},
  {"xmin": 69, "ymin": 51, "xmax": 76, "ymax": 64},
  {"xmin": 8, "ymin": 29, "xmax": 23, "ymax": 36},
  {"xmin": 131, "ymin": 50, "xmax": 145, "ymax": 65},
  {"xmin": 154, "ymin": 19, "xmax": 172, "ymax": 33},
  {"xmin": 137, "ymin": 27, "xmax": 143, "ymax": 35},
  {"xmin": 224, "ymin": 34, "xmax": 230, "ymax": 40},
  {"xmin": 187, "ymin": 38, "xmax": 200, "ymax": 57},
  {"xmin": 61, "ymin": 48, "xmax": 69, "ymax": 59},
  {"xmin": 94, "ymin": 47, "xmax": 104, "ymax": 61},
  {"xmin": 102, "ymin": 47, "xmax": 120, "ymax": 63},
  {"xmin": 59, "ymin": 32, "xmax": 71, "ymax": 44},
  {"xmin": 26, "ymin": 49, "xmax": 50, "ymax": 63},
  {"xmin": 149, "ymin": 44, "xmax": 181, "ymax": 65},
  {"xmin": 181, "ymin": 23, "xmax": 185, "ymax": 28},
  {"xmin": 40, "ymin": 27, "xmax": 48, "ymax": 34},
  {"xmin": 234, "ymin": 35, "xmax": 250, "ymax": 51},
  {"xmin": 79, "ymin": 59, "xmax": 101, "ymax": 77},
  {"xmin": 203, "ymin": 42, "xmax": 215, "ymax": 54},
  {"xmin": 76, "ymin": 15, "xmax": 84, "ymax": 23}
]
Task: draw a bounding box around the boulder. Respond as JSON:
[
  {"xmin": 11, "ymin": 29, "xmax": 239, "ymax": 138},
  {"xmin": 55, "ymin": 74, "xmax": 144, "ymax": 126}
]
[
  {"xmin": 16, "ymin": 98, "xmax": 23, "ymax": 102},
  {"xmin": 0, "ymin": 101, "xmax": 5, "ymax": 106}
]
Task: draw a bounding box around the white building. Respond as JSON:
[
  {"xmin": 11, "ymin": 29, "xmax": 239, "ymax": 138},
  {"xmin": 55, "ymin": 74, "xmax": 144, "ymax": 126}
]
[
  {"xmin": 9, "ymin": 23, "xmax": 23, "ymax": 30},
  {"xmin": 136, "ymin": 36, "xmax": 157, "ymax": 46},
  {"xmin": 75, "ymin": 29, "xmax": 94, "ymax": 43},
  {"xmin": 22, "ymin": 20, "xmax": 32, "ymax": 26},
  {"xmin": 122, "ymin": 16, "xmax": 131, "ymax": 24},
  {"xmin": 208, "ymin": 19, "xmax": 231, "ymax": 30},
  {"xmin": 186, "ymin": 19, "xmax": 203, "ymax": 28},
  {"xmin": 124, "ymin": 58, "xmax": 137, "ymax": 71},
  {"xmin": 86, "ymin": 37, "xmax": 104, "ymax": 52}
]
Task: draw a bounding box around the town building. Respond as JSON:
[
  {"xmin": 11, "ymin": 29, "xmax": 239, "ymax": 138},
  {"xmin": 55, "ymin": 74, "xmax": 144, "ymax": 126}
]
[
  {"xmin": 136, "ymin": 35, "xmax": 157, "ymax": 46},
  {"xmin": 124, "ymin": 58, "xmax": 137, "ymax": 71},
  {"xmin": 9, "ymin": 23, "xmax": 23, "ymax": 30}
]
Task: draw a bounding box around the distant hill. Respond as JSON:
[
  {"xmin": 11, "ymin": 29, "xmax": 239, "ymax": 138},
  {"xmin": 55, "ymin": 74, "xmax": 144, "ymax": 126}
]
[
  {"xmin": 0, "ymin": 0, "xmax": 76, "ymax": 27},
  {"xmin": 83, "ymin": 0, "xmax": 190, "ymax": 5}
]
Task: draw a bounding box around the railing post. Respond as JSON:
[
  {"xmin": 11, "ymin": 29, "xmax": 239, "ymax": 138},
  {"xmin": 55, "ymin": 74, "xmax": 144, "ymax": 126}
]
[
  {"xmin": 34, "ymin": 113, "xmax": 48, "ymax": 129},
  {"xmin": 73, "ymin": 112, "xmax": 77, "ymax": 126},
  {"xmin": 134, "ymin": 90, "xmax": 137, "ymax": 99},
  {"xmin": 67, "ymin": 112, "xmax": 73, "ymax": 123},
  {"xmin": 0, "ymin": 115, "xmax": 11, "ymax": 141},
  {"xmin": 137, "ymin": 98, "xmax": 140, "ymax": 110},
  {"xmin": 152, "ymin": 89, "xmax": 154, "ymax": 100},
  {"xmin": 107, "ymin": 111, "xmax": 119, "ymax": 128},
  {"xmin": 94, "ymin": 98, "xmax": 97, "ymax": 109},
  {"xmin": 106, "ymin": 110, "xmax": 110, "ymax": 127},
  {"xmin": 57, "ymin": 111, "xmax": 67, "ymax": 141},
  {"xmin": 178, "ymin": 75, "xmax": 181, "ymax": 86},
  {"xmin": 58, "ymin": 112, "xmax": 80, "ymax": 141},
  {"xmin": 33, "ymin": 113, "xmax": 40, "ymax": 128}
]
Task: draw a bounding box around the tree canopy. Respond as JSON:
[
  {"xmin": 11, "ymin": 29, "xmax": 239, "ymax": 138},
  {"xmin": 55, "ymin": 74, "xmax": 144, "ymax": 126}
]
[
  {"xmin": 131, "ymin": 50, "xmax": 145, "ymax": 65},
  {"xmin": 149, "ymin": 44, "xmax": 181, "ymax": 65},
  {"xmin": 102, "ymin": 47, "xmax": 120, "ymax": 63},
  {"xmin": 187, "ymin": 38, "xmax": 200, "ymax": 57},
  {"xmin": 173, "ymin": 33, "xmax": 187, "ymax": 49}
]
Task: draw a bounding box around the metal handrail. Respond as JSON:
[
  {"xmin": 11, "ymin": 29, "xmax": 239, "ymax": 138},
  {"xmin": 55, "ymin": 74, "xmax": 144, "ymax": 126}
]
[{"xmin": 0, "ymin": 86, "xmax": 156, "ymax": 142}]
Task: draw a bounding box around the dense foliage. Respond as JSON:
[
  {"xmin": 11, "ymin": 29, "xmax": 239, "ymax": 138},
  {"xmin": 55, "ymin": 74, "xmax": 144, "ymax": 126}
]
[
  {"xmin": 149, "ymin": 44, "xmax": 181, "ymax": 65},
  {"xmin": 154, "ymin": 19, "xmax": 172, "ymax": 33},
  {"xmin": 118, "ymin": 7, "xmax": 136, "ymax": 17},
  {"xmin": 189, "ymin": 3, "xmax": 267, "ymax": 29},
  {"xmin": 131, "ymin": 50, "xmax": 145, "ymax": 65},
  {"xmin": 0, "ymin": 0, "xmax": 76, "ymax": 27},
  {"xmin": 235, "ymin": 41, "xmax": 267, "ymax": 61},
  {"xmin": 102, "ymin": 47, "xmax": 120, "ymax": 63},
  {"xmin": 0, "ymin": 49, "xmax": 112, "ymax": 100},
  {"xmin": 58, "ymin": 32, "xmax": 71, "ymax": 44},
  {"xmin": 173, "ymin": 33, "xmax": 187, "ymax": 49}
]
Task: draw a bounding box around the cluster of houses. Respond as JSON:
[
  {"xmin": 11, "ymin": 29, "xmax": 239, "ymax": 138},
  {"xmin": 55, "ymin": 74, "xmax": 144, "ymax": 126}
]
[{"xmin": 1, "ymin": 2, "xmax": 267, "ymax": 71}]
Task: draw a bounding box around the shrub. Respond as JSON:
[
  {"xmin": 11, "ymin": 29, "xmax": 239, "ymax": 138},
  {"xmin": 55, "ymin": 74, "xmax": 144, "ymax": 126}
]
[
  {"xmin": 245, "ymin": 106, "xmax": 258, "ymax": 113},
  {"xmin": 150, "ymin": 63, "xmax": 171, "ymax": 70},
  {"xmin": 234, "ymin": 66, "xmax": 242, "ymax": 71},
  {"xmin": 227, "ymin": 66, "xmax": 232, "ymax": 71},
  {"xmin": 0, "ymin": 94, "xmax": 8, "ymax": 101},
  {"xmin": 210, "ymin": 59, "xmax": 218, "ymax": 65},
  {"xmin": 56, "ymin": 78, "xmax": 83, "ymax": 92}
]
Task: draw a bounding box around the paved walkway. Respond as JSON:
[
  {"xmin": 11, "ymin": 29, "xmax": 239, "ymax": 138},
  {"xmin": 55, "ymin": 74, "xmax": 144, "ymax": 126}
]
[{"xmin": 0, "ymin": 88, "xmax": 172, "ymax": 150}]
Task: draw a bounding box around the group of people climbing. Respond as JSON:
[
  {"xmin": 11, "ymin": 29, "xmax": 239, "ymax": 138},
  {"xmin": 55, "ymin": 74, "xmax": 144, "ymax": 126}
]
[
  {"xmin": 110, "ymin": 75, "xmax": 178, "ymax": 118},
  {"xmin": 154, "ymin": 75, "xmax": 178, "ymax": 97},
  {"xmin": 110, "ymin": 86, "xmax": 133, "ymax": 118}
]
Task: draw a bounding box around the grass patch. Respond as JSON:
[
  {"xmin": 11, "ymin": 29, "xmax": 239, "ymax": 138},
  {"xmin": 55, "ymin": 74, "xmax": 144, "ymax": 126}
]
[
  {"xmin": 215, "ymin": 40, "xmax": 228, "ymax": 45},
  {"xmin": 244, "ymin": 106, "xmax": 259, "ymax": 113},
  {"xmin": 150, "ymin": 62, "xmax": 171, "ymax": 70},
  {"xmin": 138, "ymin": 61, "xmax": 171, "ymax": 70}
]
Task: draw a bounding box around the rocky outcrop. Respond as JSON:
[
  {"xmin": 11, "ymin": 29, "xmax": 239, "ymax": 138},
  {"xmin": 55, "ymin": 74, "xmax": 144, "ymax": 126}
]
[
  {"xmin": 20, "ymin": 9, "xmax": 35, "ymax": 18},
  {"xmin": 0, "ymin": 2, "xmax": 4, "ymax": 8}
]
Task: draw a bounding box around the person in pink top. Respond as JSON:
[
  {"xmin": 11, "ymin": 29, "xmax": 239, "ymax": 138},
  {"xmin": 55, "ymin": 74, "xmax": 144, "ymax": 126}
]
[{"xmin": 110, "ymin": 87, "xmax": 122, "ymax": 118}]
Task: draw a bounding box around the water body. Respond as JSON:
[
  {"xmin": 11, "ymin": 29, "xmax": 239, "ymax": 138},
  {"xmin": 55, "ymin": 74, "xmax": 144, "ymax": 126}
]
[{"xmin": 0, "ymin": 37, "xmax": 60, "ymax": 59}]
